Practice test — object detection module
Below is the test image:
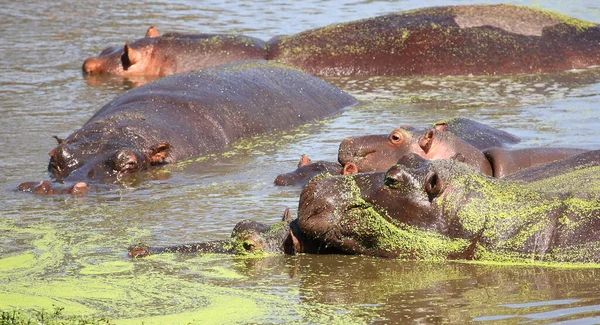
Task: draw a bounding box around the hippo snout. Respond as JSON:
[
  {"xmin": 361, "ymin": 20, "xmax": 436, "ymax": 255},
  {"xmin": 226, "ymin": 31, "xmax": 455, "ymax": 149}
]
[
  {"xmin": 298, "ymin": 178, "xmax": 343, "ymax": 241},
  {"xmin": 338, "ymin": 137, "xmax": 366, "ymax": 165}
]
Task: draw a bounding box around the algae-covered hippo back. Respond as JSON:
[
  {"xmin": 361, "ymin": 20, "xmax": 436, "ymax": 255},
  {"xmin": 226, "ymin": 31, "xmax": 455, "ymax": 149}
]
[{"xmin": 268, "ymin": 4, "xmax": 600, "ymax": 76}]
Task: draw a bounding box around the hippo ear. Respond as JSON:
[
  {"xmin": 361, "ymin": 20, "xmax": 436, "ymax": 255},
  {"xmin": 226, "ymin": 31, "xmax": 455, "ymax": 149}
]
[
  {"xmin": 424, "ymin": 172, "xmax": 445, "ymax": 202},
  {"xmin": 122, "ymin": 42, "xmax": 143, "ymax": 69},
  {"xmin": 434, "ymin": 122, "xmax": 447, "ymax": 132},
  {"xmin": 419, "ymin": 130, "xmax": 435, "ymax": 153},
  {"xmin": 147, "ymin": 142, "xmax": 171, "ymax": 165},
  {"xmin": 145, "ymin": 26, "xmax": 159, "ymax": 38},
  {"xmin": 298, "ymin": 155, "xmax": 312, "ymax": 168},
  {"xmin": 281, "ymin": 208, "xmax": 293, "ymax": 222},
  {"xmin": 342, "ymin": 162, "xmax": 358, "ymax": 175}
]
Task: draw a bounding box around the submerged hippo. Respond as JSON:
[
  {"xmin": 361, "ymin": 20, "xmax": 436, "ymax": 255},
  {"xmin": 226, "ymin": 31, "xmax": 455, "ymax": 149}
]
[
  {"xmin": 297, "ymin": 150, "xmax": 600, "ymax": 263},
  {"xmin": 18, "ymin": 60, "xmax": 356, "ymax": 194},
  {"xmin": 128, "ymin": 209, "xmax": 334, "ymax": 257},
  {"xmin": 84, "ymin": 4, "xmax": 600, "ymax": 80}
]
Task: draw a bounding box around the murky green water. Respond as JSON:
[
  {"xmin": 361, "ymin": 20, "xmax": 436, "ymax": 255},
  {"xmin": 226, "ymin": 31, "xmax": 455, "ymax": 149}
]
[{"xmin": 2, "ymin": 0, "xmax": 600, "ymax": 323}]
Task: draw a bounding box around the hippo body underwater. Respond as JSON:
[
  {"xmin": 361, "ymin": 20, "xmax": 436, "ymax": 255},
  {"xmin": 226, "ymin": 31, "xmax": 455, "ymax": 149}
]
[
  {"xmin": 19, "ymin": 60, "xmax": 356, "ymax": 192},
  {"xmin": 297, "ymin": 150, "xmax": 600, "ymax": 263},
  {"xmin": 84, "ymin": 4, "xmax": 600, "ymax": 80}
]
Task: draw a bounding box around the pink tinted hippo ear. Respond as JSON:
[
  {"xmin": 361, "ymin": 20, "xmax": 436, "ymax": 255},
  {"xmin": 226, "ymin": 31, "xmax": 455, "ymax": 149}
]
[
  {"xmin": 123, "ymin": 42, "xmax": 143, "ymax": 68},
  {"xmin": 148, "ymin": 142, "xmax": 171, "ymax": 165},
  {"xmin": 419, "ymin": 130, "xmax": 435, "ymax": 153},
  {"xmin": 281, "ymin": 208, "xmax": 293, "ymax": 222},
  {"xmin": 298, "ymin": 155, "xmax": 311, "ymax": 168},
  {"xmin": 145, "ymin": 26, "xmax": 159, "ymax": 38},
  {"xmin": 342, "ymin": 162, "xmax": 358, "ymax": 175}
]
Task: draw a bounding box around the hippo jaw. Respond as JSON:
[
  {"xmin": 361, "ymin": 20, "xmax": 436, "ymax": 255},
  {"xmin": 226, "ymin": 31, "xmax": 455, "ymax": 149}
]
[{"xmin": 338, "ymin": 128, "xmax": 417, "ymax": 173}]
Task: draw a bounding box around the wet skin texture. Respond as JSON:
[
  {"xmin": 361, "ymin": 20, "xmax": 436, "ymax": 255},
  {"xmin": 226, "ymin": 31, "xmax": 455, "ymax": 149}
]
[
  {"xmin": 297, "ymin": 151, "xmax": 600, "ymax": 263},
  {"xmin": 338, "ymin": 117, "xmax": 520, "ymax": 173},
  {"xmin": 84, "ymin": 4, "xmax": 600, "ymax": 78},
  {"xmin": 19, "ymin": 60, "xmax": 356, "ymax": 191}
]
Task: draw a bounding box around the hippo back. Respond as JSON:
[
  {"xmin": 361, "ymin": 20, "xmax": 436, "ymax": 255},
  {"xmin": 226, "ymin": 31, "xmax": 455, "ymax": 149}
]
[{"xmin": 84, "ymin": 60, "xmax": 358, "ymax": 161}]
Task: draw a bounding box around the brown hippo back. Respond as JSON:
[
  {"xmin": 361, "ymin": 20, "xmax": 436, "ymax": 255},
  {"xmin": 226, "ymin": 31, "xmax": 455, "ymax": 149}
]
[{"xmin": 267, "ymin": 4, "xmax": 600, "ymax": 76}]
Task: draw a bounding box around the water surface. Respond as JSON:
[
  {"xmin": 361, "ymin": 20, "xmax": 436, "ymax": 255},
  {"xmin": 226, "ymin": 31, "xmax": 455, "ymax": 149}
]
[{"xmin": 2, "ymin": 0, "xmax": 600, "ymax": 323}]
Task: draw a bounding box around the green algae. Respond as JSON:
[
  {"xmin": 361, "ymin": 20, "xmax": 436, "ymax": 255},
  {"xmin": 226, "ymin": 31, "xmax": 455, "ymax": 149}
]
[
  {"xmin": 0, "ymin": 253, "xmax": 35, "ymax": 271},
  {"xmin": 333, "ymin": 175, "xmax": 470, "ymax": 260}
]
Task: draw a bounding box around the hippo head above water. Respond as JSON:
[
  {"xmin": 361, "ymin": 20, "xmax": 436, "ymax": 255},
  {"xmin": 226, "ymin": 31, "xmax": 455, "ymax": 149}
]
[
  {"xmin": 47, "ymin": 132, "xmax": 171, "ymax": 182},
  {"xmin": 297, "ymin": 151, "xmax": 600, "ymax": 263}
]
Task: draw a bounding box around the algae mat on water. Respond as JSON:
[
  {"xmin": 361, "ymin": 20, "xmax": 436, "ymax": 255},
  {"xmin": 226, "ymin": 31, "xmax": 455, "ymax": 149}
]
[{"xmin": 0, "ymin": 219, "xmax": 384, "ymax": 324}]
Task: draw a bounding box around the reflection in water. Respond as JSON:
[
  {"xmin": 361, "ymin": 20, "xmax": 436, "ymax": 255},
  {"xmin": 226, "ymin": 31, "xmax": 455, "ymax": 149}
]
[{"xmin": 2, "ymin": 0, "xmax": 600, "ymax": 323}]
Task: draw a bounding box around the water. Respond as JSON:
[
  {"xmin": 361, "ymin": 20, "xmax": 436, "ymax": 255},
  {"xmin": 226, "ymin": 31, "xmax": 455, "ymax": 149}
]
[{"xmin": 2, "ymin": 0, "xmax": 600, "ymax": 323}]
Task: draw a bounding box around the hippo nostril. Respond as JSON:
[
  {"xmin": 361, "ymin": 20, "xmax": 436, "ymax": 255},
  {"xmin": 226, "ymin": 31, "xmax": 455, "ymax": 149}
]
[{"xmin": 243, "ymin": 242, "xmax": 256, "ymax": 251}]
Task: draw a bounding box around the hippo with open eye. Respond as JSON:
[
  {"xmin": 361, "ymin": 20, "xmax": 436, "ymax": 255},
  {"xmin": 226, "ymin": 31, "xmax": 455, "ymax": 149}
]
[
  {"xmin": 296, "ymin": 150, "xmax": 600, "ymax": 263},
  {"xmin": 337, "ymin": 117, "xmax": 586, "ymax": 178},
  {"xmin": 18, "ymin": 60, "xmax": 357, "ymax": 194}
]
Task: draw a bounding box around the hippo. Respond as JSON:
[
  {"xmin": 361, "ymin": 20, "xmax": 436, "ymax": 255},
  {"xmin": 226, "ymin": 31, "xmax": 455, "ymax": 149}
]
[
  {"xmin": 82, "ymin": 30, "xmax": 267, "ymax": 77},
  {"xmin": 296, "ymin": 150, "xmax": 600, "ymax": 263},
  {"xmin": 128, "ymin": 209, "xmax": 336, "ymax": 258},
  {"xmin": 275, "ymin": 117, "xmax": 523, "ymax": 187},
  {"xmin": 274, "ymin": 154, "xmax": 360, "ymax": 186},
  {"xmin": 338, "ymin": 117, "xmax": 585, "ymax": 177},
  {"xmin": 85, "ymin": 5, "xmax": 600, "ymax": 80},
  {"xmin": 18, "ymin": 60, "xmax": 357, "ymax": 194}
]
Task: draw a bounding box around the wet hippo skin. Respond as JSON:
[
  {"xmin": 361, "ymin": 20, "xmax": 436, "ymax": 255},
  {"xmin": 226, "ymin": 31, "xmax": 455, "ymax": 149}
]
[
  {"xmin": 296, "ymin": 150, "xmax": 600, "ymax": 263},
  {"xmin": 84, "ymin": 4, "xmax": 600, "ymax": 79},
  {"xmin": 18, "ymin": 60, "xmax": 357, "ymax": 194}
]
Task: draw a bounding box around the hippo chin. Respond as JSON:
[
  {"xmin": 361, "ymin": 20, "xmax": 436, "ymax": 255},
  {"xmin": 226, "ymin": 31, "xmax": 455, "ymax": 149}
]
[
  {"xmin": 85, "ymin": 5, "xmax": 600, "ymax": 80},
  {"xmin": 19, "ymin": 60, "xmax": 357, "ymax": 193},
  {"xmin": 297, "ymin": 151, "xmax": 600, "ymax": 263}
]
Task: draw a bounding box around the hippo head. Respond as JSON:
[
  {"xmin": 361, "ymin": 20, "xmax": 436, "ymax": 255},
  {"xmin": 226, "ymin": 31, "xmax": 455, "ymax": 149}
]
[
  {"xmin": 47, "ymin": 135, "xmax": 171, "ymax": 182},
  {"xmin": 297, "ymin": 153, "xmax": 482, "ymax": 258},
  {"xmin": 338, "ymin": 127, "xmax": 422, "ymax": 172},
  {"xmin": 82, "ymin": 39, "xmax": 159, "ymax": 76},
  {"xmin": 338, "ymin": 127, "xmax": 492, "ymax": 176}
]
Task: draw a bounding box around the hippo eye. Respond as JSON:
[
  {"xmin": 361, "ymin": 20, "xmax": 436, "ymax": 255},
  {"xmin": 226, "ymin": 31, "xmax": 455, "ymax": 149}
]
[
  {"xmin": 389, "ymin": 130, "xmax": 405, "ymax": 145},
  {"xmin": 424, "ymin": 172, "xmax": 445, "ymax": 202},
  {"xmin": 109, "ymin": 149, "xmax": 140, "ymax": 174}
]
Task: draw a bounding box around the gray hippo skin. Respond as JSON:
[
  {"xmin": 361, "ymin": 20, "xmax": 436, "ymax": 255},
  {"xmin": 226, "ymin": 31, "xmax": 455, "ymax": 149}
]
[
  {"xmin": 85, "ymin": 5, "xmax": 600, "ymax": 78},
  {"xmin": 18, "ymin": 60, "xmax": 357, "ymax": 193},
  {"xmin": 297, "ymin": 150, "xmax": 600, "ymax": 263}
]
